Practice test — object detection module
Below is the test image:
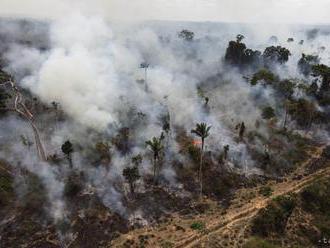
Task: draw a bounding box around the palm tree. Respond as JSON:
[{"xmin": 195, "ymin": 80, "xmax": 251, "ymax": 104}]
[
  {"xmin": 62, "ymin": 140, "xmax": 74, "ymax": 168},
  {"xmin": 146, "ymin": 136, "xmax": 164, "ymax": 184},
  {"xmin": 140, "ymin": 62, "xmax": 149, "ymax": 91},
  {"xmin": 191, "ymin": 122, "xmax": 211, "ymax": 197}
]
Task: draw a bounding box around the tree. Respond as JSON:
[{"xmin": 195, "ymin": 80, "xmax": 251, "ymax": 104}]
[
  {"xmin": 250, "ymin": 69, "xmax": 278, "ymax": 85},
  {"xmin": 273, "ymin": 79, "xmax": 296, "ymax": 129},
  {"xmin": 263, "ymin": 46, "xmax": 291, "ymax": 65},
  {"xmin": 236, "ymin": 34, "xmax": 245, "ymax": 43},
  {"xmin": 140, "ymin": 62, "xmax": 149, "ymax": 91},
  {"xmin": 307, "ymin": 81, "xmax": 318, "ymax": 97},
  {"xmin": 223, "ymin": 145, "xmax": 230, "ymax": 161},
  {"xmin": 178, "ymin": 29, "xmax": 194, "ymax": 41},
  {"xmin": 191, "ymin": 122, "xmax": 211, "ymax": 197},
  {"xmin": 51, "ymin": 101, "xmax": 60, "ymax": 130},
  {"xmin": 95, "ymin": 141, "xmax": 111, "ymax": 163},
  {"xmin": 161, "ymin": 112, "xmax": 171, "ymax": 135},
  {"xmin": 262, "ymin": 106, "xmax": 275, "ymax": 120},
  {"xmin": 220, "ymin": 145, "xmax": 230, "ymax": 164},
  {"xmin": 239, "ymin": 122, "xmax": 246, "ymax": 140},
  {"xmin": 146, "ymin": 135, "xmax": 164, "ymax": 184},
  {"xmin": 112, "ymin": 127, "xmax": 131, "ymax": 155},
  {"xmin": 123, "ymin": 166, "xmax": 140, "ymax": 195},
  {"xmin": 224, "ymin": 35, "xmax": 261, "ymax": 68},
  {"xmin": 283, "ymin": 100, "xmax": 291, "ymax": 129},
  {"xmin": 131, "ymin": 154, "xmax": 143, "ymax": 167},
  {"xmin": 312, "ymin": 64, "xmax": 330, "ymax": 87},
  {"xmin": 275, "ymin": 79, "xmax": 296, "ymax": 99},
  {"xmin": 298, "ymin": 54, "xmax": 320, "ymax": 76},
  {"xmin": 312, "ymin": 64, "xmax": 330, "ymax": 105},
  {"xmin": 287, "ymin": 98, "xmax": 317, "ymax": 129},
  {"xmin": 62, "ymin": 140, "xmax": 74, "ymax": 168}
]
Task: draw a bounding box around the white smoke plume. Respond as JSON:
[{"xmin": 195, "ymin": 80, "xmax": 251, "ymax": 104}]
[{"xmin": 1, "ymin": 2, "xmax": 330, "ymax": 225}]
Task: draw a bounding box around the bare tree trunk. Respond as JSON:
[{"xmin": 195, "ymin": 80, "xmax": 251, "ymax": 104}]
[
  {"xmin": 130, "ymin": 182, "xmax": 135, "ymax": 195},
  {"xmin": 153, "ymin": 155, "xmax": 157, "ymax": 184},
  {"xmin": 144, "ymin": 68, "xmax": 148, "ymax": 92},
  {"xmin": 283, "ymin": 106, "xmax": 288, "ymax": 129},
  {"xmin": 199, "ymin": 138, "xmax": 204, "ymax": 198},
  {"xmin": 1, "ymin": 80, "xmax": 47, "ymax": 161},
  {"xmin": 67, "ymin": 154, "xmax": 73, "ymax": 168}
]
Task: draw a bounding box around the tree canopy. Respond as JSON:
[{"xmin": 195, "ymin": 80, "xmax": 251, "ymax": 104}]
[
  {"xmin": 298, "ymin": 54, "xmax": 320, "ymax": 76},
  {"xmin": 263, "ymin": 46, "xmax": 291, "ymax": 65},
  {"xmin": 178, "ymin": 29, "xmax": 194, "ymax": 41},
  {"xmin": 224, "ymin": 34, "xmax": 261, "ymax": 69}
]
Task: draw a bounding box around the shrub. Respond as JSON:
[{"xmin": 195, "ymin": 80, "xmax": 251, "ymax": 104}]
[
  {"xmin": 321, "ymin": 146, "xmax": 330, "ymax": 159},
  {"xmin": 301, "ymin": 179, "xmax": 330, "ymax": 214},
  {"xmin": 300, "ymin": 180, "xmax": 330, "ymax": 241},
  {"xmin": 259, "ymin": 186, "xmax": 273, "ymax": 197},
  {"xmin": 190, "ymin": 221, "xmax": 205, "ymax": 231}
]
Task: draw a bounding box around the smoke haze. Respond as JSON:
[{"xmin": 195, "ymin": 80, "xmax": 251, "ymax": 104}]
[
  {"xmin": 0, "ymin": 0, "xmax": 329, "ymax": 24},
  {"xmin": 0, "ymin": 0, "xmax": 330, "ymax": 237}
]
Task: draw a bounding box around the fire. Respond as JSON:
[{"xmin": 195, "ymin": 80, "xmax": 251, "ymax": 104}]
[{"xmin": 192, "ymin": 140, "xmax": 202, "ymax": 146}]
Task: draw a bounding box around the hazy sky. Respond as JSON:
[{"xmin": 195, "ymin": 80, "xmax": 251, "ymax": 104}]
[{"xmin": 0, "ymin": 0, "xmax": 329, "ymax": 24}]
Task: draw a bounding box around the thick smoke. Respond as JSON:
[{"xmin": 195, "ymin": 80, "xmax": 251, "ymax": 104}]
[{"xmin": 1, "ymin": 7, "xmax": 330, "ymax": 226}]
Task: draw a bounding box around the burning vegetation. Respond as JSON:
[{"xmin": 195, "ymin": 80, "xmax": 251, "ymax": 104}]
[{"xmin": 0, "ymin": 16, "xmax": 330, "ymax": 248}]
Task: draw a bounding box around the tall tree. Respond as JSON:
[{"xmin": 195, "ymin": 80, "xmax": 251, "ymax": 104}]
[
  {"xmin": 191, "ymin": 122, "xmax": 211, "ymax": 197},
  {"xmin": 146, "ymin": 135, "xmax": 164, "ymax": 184},
  {"xmin": 62, "ymin": 140, "xmax": 74, "ymax": 168},
  {"xmin": 140, "ymin": 62, "xmax": 149, "ymax": 91},
  {"xmin": 297, "ymin": 53, "xmax": 319, "ymax": 76},
  {"xmin": 312, "ymin": 64, "xmax": 330, "ymax": 105},
  {"xmin": 131, "ymin": 154, "xmax": 143, "ymax": 167},
  {"xmin": 123, "ymin": 154, "xmax": 142, "ymax": 196},
  {"xmin": 239, "ymin": 122, "xmax": 246, "ymax": 140},
  {"xmin": 224, "ymin": 34, "xmax": 261, "ymax": 68}
]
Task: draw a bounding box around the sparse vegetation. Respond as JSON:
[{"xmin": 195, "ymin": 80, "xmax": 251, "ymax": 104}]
[
  {"xmin": 259, "ymin": 186, "xmax": 273, "ymax": 197},
  {"xmin": 190, "ymin": 221, "xmax": 205, "ymax": 231},
  {"xmin": 252, "ymin": 195, "xmax": 296, "ymax": 237}
]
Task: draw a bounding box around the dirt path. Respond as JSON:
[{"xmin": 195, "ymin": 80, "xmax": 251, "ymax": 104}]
[
  {"xmin": 112, "ymin": 145, "xmax": 329, "ymax": 248},
  {"xmin": 176, "ymin": 145, "xmax": 329, "ymax": 248}
]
